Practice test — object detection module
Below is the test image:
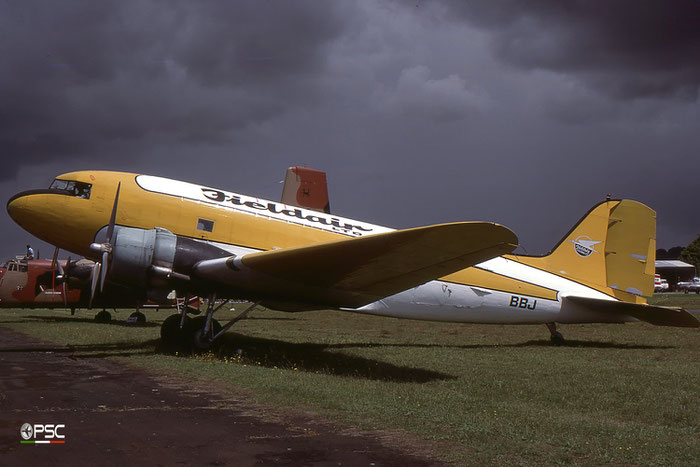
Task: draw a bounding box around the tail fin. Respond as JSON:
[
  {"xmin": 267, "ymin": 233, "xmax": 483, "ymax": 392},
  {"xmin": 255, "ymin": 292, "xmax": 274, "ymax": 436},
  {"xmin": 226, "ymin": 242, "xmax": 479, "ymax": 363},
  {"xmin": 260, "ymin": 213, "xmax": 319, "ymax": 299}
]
[
  {"xmin": 281, "ymin": 166, "xmax": 331, "ymax": 214},
  {"xmin": 518, "ymin": 199, "xmax": 656, "ymax": 302}
]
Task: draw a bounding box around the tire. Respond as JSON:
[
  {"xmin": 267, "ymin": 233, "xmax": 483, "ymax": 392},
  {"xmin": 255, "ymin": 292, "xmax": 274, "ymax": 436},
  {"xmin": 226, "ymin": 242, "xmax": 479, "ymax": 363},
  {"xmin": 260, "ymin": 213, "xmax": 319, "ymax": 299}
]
[
  {"xmin": 94, "ymin": 310, "xmax": 112, "ymax": 323},
  {"xmin": 550, "ymin": 331, "xmax": 565, "ymax": 346},
  {"xmin": 160, "ymin": 314, "xmax": 192, "ymax": 348},
  {"xmin": 127, "ymin": 311, "xmax": 146, "ymax": 325},
  {"xmin": 190, "ymin": 316, "xmax": 223, "ymax": 351}
]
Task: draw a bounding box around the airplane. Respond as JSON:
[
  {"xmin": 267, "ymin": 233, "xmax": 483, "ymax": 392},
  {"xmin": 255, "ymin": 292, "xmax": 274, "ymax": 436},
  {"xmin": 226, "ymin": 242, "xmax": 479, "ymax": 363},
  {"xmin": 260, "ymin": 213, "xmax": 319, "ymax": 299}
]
[
  {"xmin": 6, "ymin": 170, "xmax": 698, "ymax": 350},
  {"xmin": 0, "ymin": 254, "xmax": 198, "ymax": 323}
]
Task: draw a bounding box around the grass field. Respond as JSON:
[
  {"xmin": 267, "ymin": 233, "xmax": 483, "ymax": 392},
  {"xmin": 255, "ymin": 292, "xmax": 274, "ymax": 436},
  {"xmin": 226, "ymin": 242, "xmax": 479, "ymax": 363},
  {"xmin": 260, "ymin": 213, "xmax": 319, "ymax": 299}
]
[
  {"xmin": 649, "ymin": 292, "xmax": 700, "ymax": 308},
  {"xmin": 1, "ymin": 306, "xmax": 698, "ymax": 465}
]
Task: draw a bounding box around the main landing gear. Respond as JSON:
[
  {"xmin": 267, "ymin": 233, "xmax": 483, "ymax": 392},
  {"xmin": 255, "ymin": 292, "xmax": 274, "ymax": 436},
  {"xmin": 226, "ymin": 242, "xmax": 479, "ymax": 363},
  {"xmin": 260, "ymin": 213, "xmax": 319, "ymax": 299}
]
[
  {"xmin": 160, "ymin": 294, "xmax": 259, "ymax": 351},
  {"xmin": 546, "ymin": 322, "xmax": 565, "ymax": 345}
]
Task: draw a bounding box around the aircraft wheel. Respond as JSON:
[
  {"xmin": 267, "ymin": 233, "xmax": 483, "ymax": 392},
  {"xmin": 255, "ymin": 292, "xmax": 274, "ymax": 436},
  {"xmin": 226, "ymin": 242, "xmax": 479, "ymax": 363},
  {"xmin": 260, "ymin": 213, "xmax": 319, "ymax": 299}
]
[
  {"xmin": 94, "ymin": 310, "xmax": 112, "ymax": 323},
  {"xmin": 127, "ymin": 311, "xmax": 146, "ymax": 325},
  {"xmin": 550, "ymin": 331, "xmax": 565, "ymax": 346},
  {"xmin": 161, "ymin": 314, "xmax": 191, "ymax": 348},
  {"xmin": 190, "ymin": 316, "xmax": 222, "ymax": 351}
]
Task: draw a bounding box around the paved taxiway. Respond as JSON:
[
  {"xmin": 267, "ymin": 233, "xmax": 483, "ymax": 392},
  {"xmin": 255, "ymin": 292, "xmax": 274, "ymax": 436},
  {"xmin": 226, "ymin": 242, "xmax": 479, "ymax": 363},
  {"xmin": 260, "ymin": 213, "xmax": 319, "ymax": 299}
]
[{"xmin": 0, "ymin": 327, "xmax": 436, "ymax": 465}]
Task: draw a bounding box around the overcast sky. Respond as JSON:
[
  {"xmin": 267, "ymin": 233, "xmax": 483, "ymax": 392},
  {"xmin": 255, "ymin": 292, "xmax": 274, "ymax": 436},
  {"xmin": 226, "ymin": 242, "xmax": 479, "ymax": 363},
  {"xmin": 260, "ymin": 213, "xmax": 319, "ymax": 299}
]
[{"xmin": 1, "ymin": 0, "xmax": 699, "ymax": 261}]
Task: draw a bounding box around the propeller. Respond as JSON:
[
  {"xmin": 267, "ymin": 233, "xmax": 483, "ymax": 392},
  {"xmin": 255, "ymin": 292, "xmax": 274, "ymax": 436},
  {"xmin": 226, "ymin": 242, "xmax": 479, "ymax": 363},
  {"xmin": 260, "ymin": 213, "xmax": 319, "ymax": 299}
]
[{"xmin": 88, "ymin": 182, "xmax": 121, "ymax": 308}]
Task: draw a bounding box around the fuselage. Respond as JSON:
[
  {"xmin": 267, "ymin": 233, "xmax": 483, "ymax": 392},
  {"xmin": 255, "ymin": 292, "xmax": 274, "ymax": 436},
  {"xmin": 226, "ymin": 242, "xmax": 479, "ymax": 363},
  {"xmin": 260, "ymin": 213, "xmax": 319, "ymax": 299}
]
[{"xmin": 7, "ymin": 171, "xmax": 631, "ymax": 325}]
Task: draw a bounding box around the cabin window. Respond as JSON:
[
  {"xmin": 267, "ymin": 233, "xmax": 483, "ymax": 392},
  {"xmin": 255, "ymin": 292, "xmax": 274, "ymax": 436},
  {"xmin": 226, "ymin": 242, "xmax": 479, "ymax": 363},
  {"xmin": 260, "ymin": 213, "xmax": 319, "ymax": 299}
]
[
  {"xmin": 9, "ymin": 263, "xmax": 17, "ymax": 272},
  {"xmin": 19, "ymin": 264, "xmax": 27, "ymax": 272},
  {"xmin": 49, "ymin": 179, "xmax": 92, "ymax": 199},
  {"xmin": 197, "ymin": 218, "xmax": 214, "ymax": 232}
]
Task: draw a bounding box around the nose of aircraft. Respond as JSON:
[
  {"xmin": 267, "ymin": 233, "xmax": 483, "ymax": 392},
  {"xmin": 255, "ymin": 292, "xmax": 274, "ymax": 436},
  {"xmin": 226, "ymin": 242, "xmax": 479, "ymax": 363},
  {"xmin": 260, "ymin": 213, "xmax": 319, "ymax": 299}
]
[
  {"xmin": 6, "ymin": 189, "xmax": 61, "ymax": 237},
  {"xmin": 7, "ymin": 188, "xmax": 89, "ymax": 255},
  {"xmin": 6, "ymin": 192, "xmax": 30, "ymax": 226}
]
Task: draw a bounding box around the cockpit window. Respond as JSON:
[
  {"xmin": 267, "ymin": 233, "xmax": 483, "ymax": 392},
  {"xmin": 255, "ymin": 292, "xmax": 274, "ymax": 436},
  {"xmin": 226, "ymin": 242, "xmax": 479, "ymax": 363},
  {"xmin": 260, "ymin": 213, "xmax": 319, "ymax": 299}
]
[{"xmin": 49, "ymin": 179, "xmax": 92, "ymax": 199}]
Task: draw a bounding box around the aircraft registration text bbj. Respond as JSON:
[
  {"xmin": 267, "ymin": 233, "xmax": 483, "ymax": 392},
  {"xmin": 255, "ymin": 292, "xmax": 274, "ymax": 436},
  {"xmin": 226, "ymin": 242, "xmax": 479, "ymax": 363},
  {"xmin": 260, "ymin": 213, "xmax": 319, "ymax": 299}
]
[{"xmin": 510, "ymin": 295, "xmax": 537, "ymax": 310}]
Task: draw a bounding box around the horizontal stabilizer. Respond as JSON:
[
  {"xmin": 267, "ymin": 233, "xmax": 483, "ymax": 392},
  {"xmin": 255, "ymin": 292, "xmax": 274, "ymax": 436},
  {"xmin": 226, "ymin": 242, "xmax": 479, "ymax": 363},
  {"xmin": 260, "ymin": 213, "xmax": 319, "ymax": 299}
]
[
  {"xmin": 564, "ymin": 296, "xmax": 700, "ymax": 328},
  {"xmin": 195, "ymin": 222, "xmax": 518, "ymax": 308}
]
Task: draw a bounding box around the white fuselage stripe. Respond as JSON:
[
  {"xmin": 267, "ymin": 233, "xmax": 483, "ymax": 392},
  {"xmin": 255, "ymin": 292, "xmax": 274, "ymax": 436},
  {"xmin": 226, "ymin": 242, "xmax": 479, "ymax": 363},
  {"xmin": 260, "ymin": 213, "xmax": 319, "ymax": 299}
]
[
  {"xmin": 475, "ymin": 257, "xmax": 614, "ymax": 301},
  {"xmin": 135, "ymin": 175, "xmax": 393, "ymax": 237}
]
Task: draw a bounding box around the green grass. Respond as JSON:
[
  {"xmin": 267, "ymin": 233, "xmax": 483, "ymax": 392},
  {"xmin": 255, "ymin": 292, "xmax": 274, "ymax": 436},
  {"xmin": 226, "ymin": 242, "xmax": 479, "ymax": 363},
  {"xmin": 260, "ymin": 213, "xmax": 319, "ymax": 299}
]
[
  {"xmin": 649, "ymin": 292, "xmax": 700, "ymax": 308},
  {"xmin": 1, "ymin": 307, "xmax": 698, "ymax": 465}
]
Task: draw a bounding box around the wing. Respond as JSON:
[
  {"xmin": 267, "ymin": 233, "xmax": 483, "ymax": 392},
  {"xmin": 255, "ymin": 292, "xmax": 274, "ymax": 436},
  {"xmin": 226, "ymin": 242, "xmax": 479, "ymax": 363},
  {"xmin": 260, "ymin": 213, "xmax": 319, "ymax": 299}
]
[{"xmin": 194, "ymin": 222, "xmax": 518, "ymax": 309}]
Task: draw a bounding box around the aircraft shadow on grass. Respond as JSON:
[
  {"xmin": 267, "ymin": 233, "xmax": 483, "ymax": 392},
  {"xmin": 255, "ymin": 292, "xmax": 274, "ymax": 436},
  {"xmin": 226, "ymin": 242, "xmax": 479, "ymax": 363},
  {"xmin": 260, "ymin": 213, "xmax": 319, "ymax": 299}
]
[
  {"xmin": 166, "ymin": 332, "xmax": 458, "ymax": 383},
  {"xmin": 0, "ymin": 316, "xmax": 673, "ymax": 380},
  {"xmin": 0, "ymin": 322, "xmax": 455, "ymax": 382}
]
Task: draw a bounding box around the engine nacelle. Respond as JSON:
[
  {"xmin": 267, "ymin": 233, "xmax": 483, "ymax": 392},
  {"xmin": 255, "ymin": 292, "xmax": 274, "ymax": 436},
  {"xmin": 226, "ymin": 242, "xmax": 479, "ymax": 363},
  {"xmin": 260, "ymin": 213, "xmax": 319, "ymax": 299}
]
[{"xmin": 109, "ymin": 227, "xmax": 177, "ymax": 290}]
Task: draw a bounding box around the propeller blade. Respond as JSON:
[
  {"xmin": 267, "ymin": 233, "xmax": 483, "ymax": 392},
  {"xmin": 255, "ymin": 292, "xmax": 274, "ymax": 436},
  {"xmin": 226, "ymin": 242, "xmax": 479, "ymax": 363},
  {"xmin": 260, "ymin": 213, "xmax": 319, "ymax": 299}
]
[
  {"xmin": 50, "ymin": 246, "xmax": 59, "ymax": 272},
  {"xmin": 62, "ymin": 281, "xmax": 67, "ymax": 308},
  {"xmin": 56, "ymin": 256, "xmax": 65, "ymax": 277},
  {"xmin": 89, "ymin": 262, "xmax": 101, "ymax": 309},
  {"xmin": 99, "ymin": 250, "xmax": 109, "ymax": 293},
  {"xmin": 105, "ymin": 182, "xmax": 121, "ymax": 244}
]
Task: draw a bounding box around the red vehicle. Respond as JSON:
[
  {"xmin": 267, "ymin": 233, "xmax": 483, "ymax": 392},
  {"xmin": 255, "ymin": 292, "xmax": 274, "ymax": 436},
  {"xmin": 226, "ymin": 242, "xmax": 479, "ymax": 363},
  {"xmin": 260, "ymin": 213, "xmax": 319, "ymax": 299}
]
[
  {"xmin": 0, "ymin": 257, "xmax": 82, "ymax": 307},
  {"xmin": 0, "ymin": 256, "xmax": 196, "ymax": 322}
]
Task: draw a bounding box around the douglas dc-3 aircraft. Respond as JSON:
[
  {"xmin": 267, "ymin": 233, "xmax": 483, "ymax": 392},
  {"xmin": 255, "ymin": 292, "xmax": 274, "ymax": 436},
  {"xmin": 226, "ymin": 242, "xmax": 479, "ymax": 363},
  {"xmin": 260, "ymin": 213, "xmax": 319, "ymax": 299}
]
[{"xmin": 7, "ymin": 170, "xmax": 698, "ymax": 349}]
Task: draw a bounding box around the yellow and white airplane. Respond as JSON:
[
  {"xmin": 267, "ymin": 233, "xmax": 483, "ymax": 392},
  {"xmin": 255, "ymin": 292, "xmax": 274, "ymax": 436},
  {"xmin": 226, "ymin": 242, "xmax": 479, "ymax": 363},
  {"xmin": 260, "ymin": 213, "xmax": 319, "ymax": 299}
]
[{"xmin": 7, "ymin": 170, "xmax": 698, "ymax": 348}]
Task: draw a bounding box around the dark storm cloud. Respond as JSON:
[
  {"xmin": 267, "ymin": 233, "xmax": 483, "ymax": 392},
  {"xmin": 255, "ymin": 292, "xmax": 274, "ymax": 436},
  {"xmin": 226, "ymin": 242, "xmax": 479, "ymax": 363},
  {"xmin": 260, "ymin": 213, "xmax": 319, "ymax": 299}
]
[
  {"xmin": 437, "ymin": 0, "xmax": 700, "ymax": 100},
  {"xmin": 1, "ymin": 0, "xmax": 698, "ymax": 261},
  {"xmin": 0, "ymin": 1, "xmax": 346, "ymax": 180}
]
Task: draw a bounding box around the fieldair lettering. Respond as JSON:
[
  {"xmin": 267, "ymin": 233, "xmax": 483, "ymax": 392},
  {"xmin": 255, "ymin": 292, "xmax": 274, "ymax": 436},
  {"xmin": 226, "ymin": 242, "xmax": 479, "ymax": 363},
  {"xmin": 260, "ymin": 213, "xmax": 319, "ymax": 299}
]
[{"xmin": 201, "ymin": 188, "xmax": 373, "ymax": 234}]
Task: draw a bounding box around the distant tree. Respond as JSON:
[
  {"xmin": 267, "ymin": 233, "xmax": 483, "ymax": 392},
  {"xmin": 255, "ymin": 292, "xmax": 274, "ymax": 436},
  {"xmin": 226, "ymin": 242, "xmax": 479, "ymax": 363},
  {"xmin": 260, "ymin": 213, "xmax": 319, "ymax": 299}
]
[
  {"xmin": 679, "ymin": 234, "xmax": 700, "ymax": 271},
  {"xmin": 667, "ymin": 246, "xmax": 685, "ymax": 259},
  {"xmin": 657, "ymin": 246, "xmax": 684, "ymax": 259}
]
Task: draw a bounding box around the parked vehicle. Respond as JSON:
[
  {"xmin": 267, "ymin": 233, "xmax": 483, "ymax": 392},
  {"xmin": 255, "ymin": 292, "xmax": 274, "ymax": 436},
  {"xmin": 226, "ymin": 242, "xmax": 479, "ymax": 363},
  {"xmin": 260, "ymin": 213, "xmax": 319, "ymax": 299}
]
[
  {"xmin": 676, "ymin": 277, "xmax": 700, "ymax": 294},
  {"xmin": 654, "ymin": 274, "xmax": 663, "ymax": 292}
]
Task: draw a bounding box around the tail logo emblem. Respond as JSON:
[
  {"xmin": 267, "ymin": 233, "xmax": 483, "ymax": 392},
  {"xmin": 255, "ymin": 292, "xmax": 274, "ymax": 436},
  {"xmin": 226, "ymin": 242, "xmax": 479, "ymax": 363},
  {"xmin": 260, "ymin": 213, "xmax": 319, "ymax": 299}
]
[{"xmin": 570, "ymin": 236, "xmax": 602, "ymax": 257}]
